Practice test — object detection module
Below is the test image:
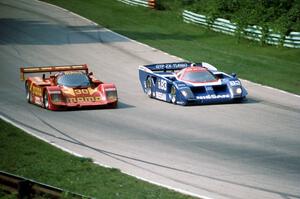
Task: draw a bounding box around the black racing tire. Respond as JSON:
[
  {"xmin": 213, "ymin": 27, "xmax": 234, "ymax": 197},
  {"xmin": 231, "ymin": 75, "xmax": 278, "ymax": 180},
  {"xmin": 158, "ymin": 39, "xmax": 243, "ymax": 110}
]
[
  {"xmin": 170, "ymin": 85, "xmax": 177, "ymax": 104},
  {"xmin": 25, "ymin": 81, "xmax": 31, "ymax": 103},
  {"xmin": 233, "ymin": 96, "xmax": 246, "ymax": 103},
  {"xmin": 146, "ymin": 77, "xmax": 153, "ymax": 98},
  {"xmin": 108, "ymin": 101, "xmax": 118, "ymax": 109},
  {"xmin": 43, "ymin": 90, "xmax": 50, "ymax": 109}
]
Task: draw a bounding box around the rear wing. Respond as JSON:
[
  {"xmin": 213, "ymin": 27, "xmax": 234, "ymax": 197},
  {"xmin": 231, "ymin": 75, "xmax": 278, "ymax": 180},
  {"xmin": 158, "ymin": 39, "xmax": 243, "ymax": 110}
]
[
  {"xmin": 139, "ymin": 61, "xmax": 218, "ymax": 73},
  {"xmin": 20, "ymin": 64, "xmax": 89, "ymax": 80},
  {"xmin": 142, "ymin": 62, "xmax": 191, "ymax": 72}
]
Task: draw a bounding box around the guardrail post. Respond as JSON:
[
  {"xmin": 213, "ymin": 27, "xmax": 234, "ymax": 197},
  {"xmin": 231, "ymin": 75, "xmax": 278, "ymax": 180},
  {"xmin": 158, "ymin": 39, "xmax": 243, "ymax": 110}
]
[
  {"xmin": 18, "ymin": 180, "xmax": 31, "ymax": 199},
  {"xmin": 148, "ymin": 0, "xmax": 155, "ymax": 9}
]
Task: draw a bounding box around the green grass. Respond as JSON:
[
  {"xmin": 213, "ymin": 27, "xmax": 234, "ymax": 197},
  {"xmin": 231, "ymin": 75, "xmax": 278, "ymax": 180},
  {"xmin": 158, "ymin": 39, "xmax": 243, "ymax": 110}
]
[
  {"xmin": 42, "ymin": 0, "xmax": 300, "ymax": 95},
  {"xmin": 0, "ymin": 119, "xmax": 194, "ymax": 199},
  {"xmin": 0, "ymin": 188, "xmax": 17, "ymax": 199}
]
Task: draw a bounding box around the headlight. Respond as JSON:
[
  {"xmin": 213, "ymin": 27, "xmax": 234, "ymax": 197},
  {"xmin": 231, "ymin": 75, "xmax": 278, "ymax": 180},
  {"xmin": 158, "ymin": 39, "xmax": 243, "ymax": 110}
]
[
  {"xmin": 180, "ymin": 88, "xmax": 194, "ymax": 99},
  {"xmin": 51, "ymin": 94, "xmax": 63, "ymax": 102},
  {"xmin": 106, "ymin": 90, "xmax": 118, "ymax": 100},
  {"xmin": 181, "ymin": 90, "xmax": 188, "ymax": 97},
  {"xmin": 236, "ymin": 87, "xmax": 242, "ymax": 94}
]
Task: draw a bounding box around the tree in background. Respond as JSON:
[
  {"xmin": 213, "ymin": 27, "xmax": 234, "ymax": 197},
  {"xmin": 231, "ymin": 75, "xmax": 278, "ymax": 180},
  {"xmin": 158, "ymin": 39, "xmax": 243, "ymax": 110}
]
[{"xmin": 180, "ymin": 0, "xmax": 300, "ymax": 45}]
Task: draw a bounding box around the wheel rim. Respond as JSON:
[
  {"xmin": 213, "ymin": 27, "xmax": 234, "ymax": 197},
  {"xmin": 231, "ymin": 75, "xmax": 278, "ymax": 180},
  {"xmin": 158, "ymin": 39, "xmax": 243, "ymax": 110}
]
[
  {"xmin": 146, "ymin": 78, "xmax": 152, "ymax": 97},
  {"xmin": 44, "ymin": 91, "xmax": 49, "ymax": 109},
  {"xmin": 171, "ymin": 86, "xmax": 176, "ymax": 104},
  {"xmin": 25, "ymin": 82, "xmax": 31, "ymax": 102},
  {"xmin": 26, "ymin": 90, "xmax": 30, "ymax": 101}
]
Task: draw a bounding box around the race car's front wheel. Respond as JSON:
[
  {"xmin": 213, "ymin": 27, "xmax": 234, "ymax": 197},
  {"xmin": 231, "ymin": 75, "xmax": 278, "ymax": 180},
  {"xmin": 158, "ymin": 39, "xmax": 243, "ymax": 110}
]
[
  {"xmin": 146, "ymin": 77, "xmax": 153, "ymax": 98},
  {"xmin": 25, "ymin": 81, "xmax": 31, "ymax": 103},
  {"xmin": 43, "ymin": 90, "xmax": 50, "ymax": 109},
  {"xmin": 108, "ymin": 101, "xmax": 118, "ymax": 109},
  {"xmin": 170, "ymin": 86, "xmax": 177, "ymax": 104},
  {"xmin": 233, "ymin": 96, "xmax": 246, "ymax": 103}
]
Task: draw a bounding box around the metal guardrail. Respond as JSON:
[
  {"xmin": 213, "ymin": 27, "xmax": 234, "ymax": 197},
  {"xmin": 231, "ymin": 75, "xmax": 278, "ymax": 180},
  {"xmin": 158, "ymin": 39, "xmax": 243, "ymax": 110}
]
[
  {"xmin": 183, "ymin": 10, "xmax": 300, "ymax": 48},
  {"xmin": 0, "ymin": 171, "xmax": 91, "ymax": 199}
]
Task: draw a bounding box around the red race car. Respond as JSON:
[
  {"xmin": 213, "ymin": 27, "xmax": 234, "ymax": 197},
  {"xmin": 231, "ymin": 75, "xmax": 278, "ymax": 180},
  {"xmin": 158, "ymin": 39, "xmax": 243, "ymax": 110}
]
[{"xmin": 20, "ymin": 64, "xmax": 118, "ymax": 110}]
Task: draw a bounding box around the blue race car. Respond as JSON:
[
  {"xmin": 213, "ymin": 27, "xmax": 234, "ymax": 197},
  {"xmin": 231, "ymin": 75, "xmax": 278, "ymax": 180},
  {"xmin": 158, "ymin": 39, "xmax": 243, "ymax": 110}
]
[{"xmin": 138, "ymin": 62, "xmax": 247, "ymax": 105}]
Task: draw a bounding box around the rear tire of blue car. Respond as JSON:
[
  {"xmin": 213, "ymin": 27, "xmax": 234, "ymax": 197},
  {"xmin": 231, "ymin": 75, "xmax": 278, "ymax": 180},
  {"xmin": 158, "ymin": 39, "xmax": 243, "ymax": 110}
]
[
  {"xmin": 146, "ymin": 77, "xmax": 153, "ymax": 98},
  {"xmin": 170, "ymin": 86, "xmax": 177, "ymax": 104}
]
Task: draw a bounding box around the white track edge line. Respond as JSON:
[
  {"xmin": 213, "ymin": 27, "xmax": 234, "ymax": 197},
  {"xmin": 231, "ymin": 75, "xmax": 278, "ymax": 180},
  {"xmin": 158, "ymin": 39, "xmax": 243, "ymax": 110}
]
[
  {"xmin": 36, "ymin": 0, "xmax": 299, "ymax": 99},
  {"xmin": 35, "ymin": 0, "xmax": 184, "ymax": 62},
  {"xmin": 1, "ymin": 114, "xmax": 212, "ymax": 199},
  {"xmin": 17, "ymin": 1, "xmax": 297, "ymax": 198},
  {"xmin": 241, "ymin": 79, "xmax": 300, "ymax": 98}
]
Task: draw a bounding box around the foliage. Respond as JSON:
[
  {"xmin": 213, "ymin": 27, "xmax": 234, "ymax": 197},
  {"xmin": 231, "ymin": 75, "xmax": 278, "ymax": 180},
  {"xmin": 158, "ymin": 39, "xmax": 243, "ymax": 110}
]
[
  {"xmin": 40, "ymin": 0, "xmax": 300, "ymax": 94},
  {"xmin": 0, "ymin": 119, "xmax": 195, "ymax": 199}
]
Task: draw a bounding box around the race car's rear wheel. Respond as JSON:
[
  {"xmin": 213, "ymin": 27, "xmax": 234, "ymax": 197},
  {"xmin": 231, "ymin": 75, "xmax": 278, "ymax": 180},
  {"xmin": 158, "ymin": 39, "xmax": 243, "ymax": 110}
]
[
  {"xmin": 146, "ymin": 77, "xmax": 153, "ymax": 98},
  {"xmin": 25, "ymin": 81, "xmax": 31, "ymax": 103},
  {"xmin": 170, "ymin": 85, "xmax": 177, "ymax": 104},
  {"xmin": 43, "ymin": 90, "xmax": 50, "ymax": 109}
]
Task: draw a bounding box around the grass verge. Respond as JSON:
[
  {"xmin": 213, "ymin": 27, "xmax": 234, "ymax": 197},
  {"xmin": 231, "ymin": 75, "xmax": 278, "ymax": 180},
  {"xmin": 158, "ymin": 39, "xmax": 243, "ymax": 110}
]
[
  {"xmin": 42, "ymin": 0, "xmax": 300, "ymax": 95},
  {"xmin": 0, "ymin": 118, "xmax": 194, "ymax": 199}
]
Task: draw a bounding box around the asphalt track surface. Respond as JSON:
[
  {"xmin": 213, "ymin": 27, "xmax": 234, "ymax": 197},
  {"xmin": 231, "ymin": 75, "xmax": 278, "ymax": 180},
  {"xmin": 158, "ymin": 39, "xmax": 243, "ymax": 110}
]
[{"xmin": 1, "ymin": 1, "xmax": 300, "ymax": 199}]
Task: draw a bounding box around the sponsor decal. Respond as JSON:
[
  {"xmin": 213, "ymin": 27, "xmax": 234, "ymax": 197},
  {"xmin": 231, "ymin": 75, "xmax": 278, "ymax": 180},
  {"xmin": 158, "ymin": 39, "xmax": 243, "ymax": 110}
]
[
  {"xmin": 62, "ymin": 88, "xmax": 98, "ymax": 96},
  {"xmin": 63, "ymin": 71, "xmax": 80, "ymax": 74},
  {"xmin": 157, "ymin": 79, "xmax": 167, "ymax": 91},
  {"xmin": 105, "ymin": 88, "xmax": 116, "ymax": 91},
  {"xmin": 66, "ymin": 96, "xmax": 101, "ymax": 103},
  {"xmin": 155, "ymin": 92, "xmax": 166, "ymax": 101},
  {"xmin": 196, "ymin": 94, "xmax": 230, "ymax": 100},
  {"xmin": 71, "ymin": 65, "xmax": 86, "ymax": 69},
  {"xmin": 176, "ymin": 83, "xmax": 187, "ymax": 88},
  {"xmin": 63, "ymin": 88, "xmax": 101, "ymax": 103},
  {"xmin": 74, "ymin": 89, "xmax": 89, "ymax": 95},
  {"xmin": 230, "ymin": 80, "xmax": 241, "ymax": 86},
  {"xmin": 206, "ymin": 86, "xmax": 213, "ymax": 91},
  {"xmin": 30, "ymin": 84, "xmax": 42, "ymax": 97},
  {"xmin": 154, "ymin": 63, "xmax": 189, "ymax": 70},
  {"xmin": 54, "ymin": 66, "xmax": 74, "ymax": 70}
]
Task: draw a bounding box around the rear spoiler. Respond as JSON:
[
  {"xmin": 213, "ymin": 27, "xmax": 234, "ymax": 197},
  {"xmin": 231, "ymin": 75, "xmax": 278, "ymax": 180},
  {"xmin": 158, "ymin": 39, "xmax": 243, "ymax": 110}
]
[
  {"xmin": 143, "ymin": 62, "xmax": 191, "ymax": 72},
  {"xmin": 20, "ymin": 64, "xmax": 89, "ymax": 80},
  {"xmin": 141, "ymin": 62, "xmax": 218, "ymax": 72}
]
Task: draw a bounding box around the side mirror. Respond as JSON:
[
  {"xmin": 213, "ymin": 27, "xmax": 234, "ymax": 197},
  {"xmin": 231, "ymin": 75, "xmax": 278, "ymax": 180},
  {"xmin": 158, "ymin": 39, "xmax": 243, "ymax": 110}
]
[
  {"xmin": 92, "ymin": 79, "xmax": 102, "ymax": 84},
  {"xmin": 231, "ymin": 73, "xmax": 237, "ymax": 78}
]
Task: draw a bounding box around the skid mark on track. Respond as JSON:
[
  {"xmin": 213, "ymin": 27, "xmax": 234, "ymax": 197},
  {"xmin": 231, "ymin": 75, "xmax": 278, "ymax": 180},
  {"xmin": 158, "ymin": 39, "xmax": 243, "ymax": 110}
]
[{"xmin": 1, "ymin": 111, "xmax": 300, "ymax": 199}]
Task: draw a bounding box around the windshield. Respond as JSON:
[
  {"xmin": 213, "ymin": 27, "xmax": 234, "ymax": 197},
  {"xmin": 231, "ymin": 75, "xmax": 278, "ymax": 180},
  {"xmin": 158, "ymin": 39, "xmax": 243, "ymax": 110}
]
[
  {"xmin": 181, "ymin": 70, "xmax": 217, "ymax": 82},
  {"xmin": 57, "ymin": 73, "xmax": 90, "ymax": 87}
]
